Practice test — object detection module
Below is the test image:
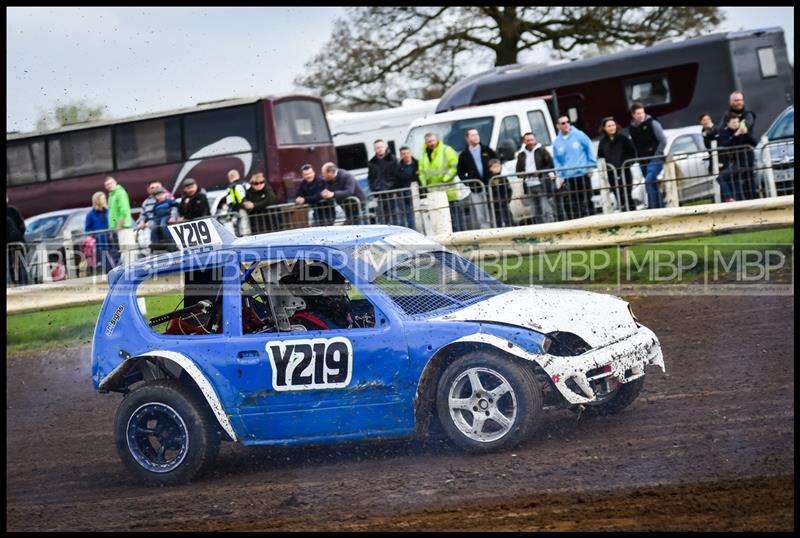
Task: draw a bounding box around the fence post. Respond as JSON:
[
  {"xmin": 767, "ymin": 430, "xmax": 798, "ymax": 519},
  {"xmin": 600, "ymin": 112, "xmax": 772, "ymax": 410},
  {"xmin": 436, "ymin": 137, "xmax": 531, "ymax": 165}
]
[
  {"xmin": 36, "ymin": 241, "xmax": 52, "ymax": 283},
  {"xmin": 761, "ymin": 141, "xmax": 778, "ymax": 198},
  {"xmin": 410, "ymin": 182, "xmax": 421, "ymax": 231},
  {"xmin": 597, "ymin": 158, "xmax": 613, "ymax": 214},
  {"xmin": 64, "ymin": 230, "xmax": 78, "ymax": 280},
  {"xmin": 421, "ymin": 190, "xmax": 452, "ymax": 235},
  {"xmin": 663, "ymin": 157, "xmax": 680, "ymax": 208},
  {"xmin": 237, "ymin": 209, "xmax": 251, "ymax": 236},
  {"xmin": 710, "ymin": 140, "xmax": 721, "ymax": 203}
]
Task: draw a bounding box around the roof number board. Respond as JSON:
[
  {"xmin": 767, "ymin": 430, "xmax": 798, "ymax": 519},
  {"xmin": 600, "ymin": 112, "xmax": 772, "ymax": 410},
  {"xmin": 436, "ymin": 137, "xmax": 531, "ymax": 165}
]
[{"xmin": 169, "ymin": 219, "xmax": 224, "ymax": 250}]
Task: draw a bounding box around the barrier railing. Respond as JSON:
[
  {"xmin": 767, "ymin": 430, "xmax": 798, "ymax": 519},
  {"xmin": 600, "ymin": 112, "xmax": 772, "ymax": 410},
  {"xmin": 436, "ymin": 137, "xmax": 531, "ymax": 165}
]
[{"xmin": 7, "ymin": 142, "xmax": 793, "ymax": 287}]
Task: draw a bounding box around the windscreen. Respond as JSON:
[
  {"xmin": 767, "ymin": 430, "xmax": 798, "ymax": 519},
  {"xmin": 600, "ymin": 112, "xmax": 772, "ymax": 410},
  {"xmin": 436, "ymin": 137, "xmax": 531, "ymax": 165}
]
[
  {"xmin": 405, "ymin": 116, "xmax": 494, "ymax": 157},
  {"xmin": 372, "ymin": 250, "xmax": 511, "ymax": 318}
]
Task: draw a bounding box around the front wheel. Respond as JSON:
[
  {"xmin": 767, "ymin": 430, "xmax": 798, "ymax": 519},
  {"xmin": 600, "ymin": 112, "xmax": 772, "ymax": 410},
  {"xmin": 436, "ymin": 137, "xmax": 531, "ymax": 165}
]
[
  {"xmin": 435, "ymin": 352, "xmax": 543, "ymax": 453},
  {"xmin": 113, "ymin": 380, "xmax": 220, "ymax": 486}
]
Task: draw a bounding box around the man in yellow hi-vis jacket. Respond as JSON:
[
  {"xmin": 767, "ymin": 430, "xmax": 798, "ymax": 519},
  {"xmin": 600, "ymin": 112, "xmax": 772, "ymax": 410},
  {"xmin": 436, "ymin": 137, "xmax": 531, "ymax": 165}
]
[{"xmin": 418, "ymin": 133, "xmax": 467, "ymax": 231}]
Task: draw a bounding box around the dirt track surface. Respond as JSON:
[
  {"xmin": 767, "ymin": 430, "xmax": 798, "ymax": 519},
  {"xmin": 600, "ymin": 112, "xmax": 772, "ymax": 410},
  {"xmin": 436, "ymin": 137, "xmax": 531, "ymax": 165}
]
[{"xmin": 6, "ymin": 293, "xmax": 794, "ymax": 531}]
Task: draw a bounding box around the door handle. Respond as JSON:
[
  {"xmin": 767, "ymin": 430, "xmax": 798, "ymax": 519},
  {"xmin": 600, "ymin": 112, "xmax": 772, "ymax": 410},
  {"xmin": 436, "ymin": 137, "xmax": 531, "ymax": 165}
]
[{"xmin": 236, "ymin": 350, "xmax": 260, "ymax": 363}]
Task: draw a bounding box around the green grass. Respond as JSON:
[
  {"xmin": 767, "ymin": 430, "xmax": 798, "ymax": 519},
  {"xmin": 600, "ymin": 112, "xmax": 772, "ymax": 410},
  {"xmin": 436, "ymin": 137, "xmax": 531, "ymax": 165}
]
[
  {"xmin": 480, "ymin": 227, "xmax": 793, "ymax": 286},
  {"xmin": 6, "ymin": 227, "xmax": 794, "ymax": 353},
  {"xmin": 6, "ymin": 294, "xmax": 183, "ymax": 353}
]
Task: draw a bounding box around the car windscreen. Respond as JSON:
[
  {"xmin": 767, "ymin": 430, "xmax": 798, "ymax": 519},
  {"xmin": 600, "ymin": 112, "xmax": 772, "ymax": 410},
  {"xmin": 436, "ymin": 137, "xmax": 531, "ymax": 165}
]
[
  {"xmin": 372, "ymin": 250, "xmax": 511, "ymax": 318},
  {"xmin": 405, "ymin": 117, "xmax": 494, "ymax": 157},
  {"xmin": 26, "ymin": 215, "xmax": 68, "ymax": 238},
  {"xmin": 768, "ymin": 109, "xmax": 794, "ymax": 140}
]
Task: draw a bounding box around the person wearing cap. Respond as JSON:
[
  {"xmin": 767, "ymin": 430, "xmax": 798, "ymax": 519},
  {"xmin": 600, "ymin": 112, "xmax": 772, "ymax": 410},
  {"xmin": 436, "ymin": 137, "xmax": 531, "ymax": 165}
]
[
  {"xmin": 295, "ymin": 164, "xmax": 335, "ymax": 226},
  {"xmin": 243, "ymin": 172, "xmax": 278, "ymax": 233},
  {"xmin": 150, "ymin": 186, "xmax": 179, "ymax": 252},
  {"xmin": 178, "ymin": 178, "xmax": 210, "ymax": 222}
]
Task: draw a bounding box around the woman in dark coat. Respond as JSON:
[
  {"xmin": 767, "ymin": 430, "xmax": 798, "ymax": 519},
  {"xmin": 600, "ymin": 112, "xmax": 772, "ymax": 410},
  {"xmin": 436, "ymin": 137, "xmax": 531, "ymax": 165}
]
[{"xmin": 597, "ymin": 117, "xmax": 638, "ymax": 211}]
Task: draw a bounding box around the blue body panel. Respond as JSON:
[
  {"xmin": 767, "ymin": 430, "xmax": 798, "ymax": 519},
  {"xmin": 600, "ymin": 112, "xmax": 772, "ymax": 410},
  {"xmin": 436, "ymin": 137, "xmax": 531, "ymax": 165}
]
[{"xmin": 91, "ymin": 225, "xmax": 548, "ymax": 446}]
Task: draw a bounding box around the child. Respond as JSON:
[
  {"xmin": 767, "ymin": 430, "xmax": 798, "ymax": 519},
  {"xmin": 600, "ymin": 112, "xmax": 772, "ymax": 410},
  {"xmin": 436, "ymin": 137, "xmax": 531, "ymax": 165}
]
[{"xmin": 150, "ymin": 187, "xmax": 179, "ymax": 252}]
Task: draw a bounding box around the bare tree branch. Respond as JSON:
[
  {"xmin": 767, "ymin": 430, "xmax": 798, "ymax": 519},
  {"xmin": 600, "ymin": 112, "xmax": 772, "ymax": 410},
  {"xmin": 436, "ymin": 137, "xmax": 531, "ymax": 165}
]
[{"xmin": 295, "ymin": 6, "xmax": 723, "ymax": 110}]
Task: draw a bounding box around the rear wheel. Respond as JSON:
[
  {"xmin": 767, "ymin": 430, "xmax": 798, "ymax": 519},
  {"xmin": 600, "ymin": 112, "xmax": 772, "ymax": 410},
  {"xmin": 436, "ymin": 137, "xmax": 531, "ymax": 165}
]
[
  {"xmin": 113, "ymin": 380, "xmax": 220, "ymax": 486},
  {"xmin": 436, "ymin": 352, "xmax": 542, "ymax": 453}
]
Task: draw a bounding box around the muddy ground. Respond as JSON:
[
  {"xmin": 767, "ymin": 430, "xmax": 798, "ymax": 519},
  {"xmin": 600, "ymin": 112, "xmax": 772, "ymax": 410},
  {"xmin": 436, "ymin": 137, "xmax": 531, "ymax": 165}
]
[{"xmin": 6, "ymin": 293, "xmax": 794, "ymax": 531}]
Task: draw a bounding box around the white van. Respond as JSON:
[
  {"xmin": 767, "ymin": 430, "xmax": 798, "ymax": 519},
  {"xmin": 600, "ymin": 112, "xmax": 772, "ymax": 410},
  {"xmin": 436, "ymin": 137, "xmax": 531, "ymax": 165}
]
[
  {"xmin": 405, "ymin": 97, "xmax": 556, "ymax": 224},
  {"xmin": 327, "ymin": 99, "xmax": 440, "ymax": 190}
]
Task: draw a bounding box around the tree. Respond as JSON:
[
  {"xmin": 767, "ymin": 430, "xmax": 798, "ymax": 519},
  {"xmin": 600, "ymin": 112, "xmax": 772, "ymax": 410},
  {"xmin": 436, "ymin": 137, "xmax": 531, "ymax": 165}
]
[
  {"xmin": 296, "ymin": 6, "xmax": 723, "ymax": 110},
  {"xmin": 35, "ymin": 100, "xmax": 108, "ymax": 130}
]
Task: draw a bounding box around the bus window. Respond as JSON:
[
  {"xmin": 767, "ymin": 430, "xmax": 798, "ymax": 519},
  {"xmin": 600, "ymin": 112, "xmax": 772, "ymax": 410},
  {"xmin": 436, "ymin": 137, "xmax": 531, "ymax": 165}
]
[
  {"xmin": 623, "ymin": 75, "xmax": 672, "ymax": 109},
  {"xmin": 115, "ymin": 117, "xmax": 182, "ymax": 169},
  {"xmin": 335, "ymin": 143, "xmax": 369, "ymax": 171},
  {"xmin": 48, "ymin": 127, "xmax": 113, "ymax": 180},
  {"xmin": 184, "ymin": 104, "xmax": 258, "ymax": 158},
  {"xmin": 7, "ymin": 139, "xmax": 47, "ymax": 185},
  {"xmin": 274, "ymin": 99, "xmax": 331, "ymax": 146}
]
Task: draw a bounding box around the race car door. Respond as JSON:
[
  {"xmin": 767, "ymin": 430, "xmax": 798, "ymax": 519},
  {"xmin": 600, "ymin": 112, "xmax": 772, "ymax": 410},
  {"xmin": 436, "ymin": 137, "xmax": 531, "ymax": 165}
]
[{"xmin": 227, "ymin": 249, "xmax": 415, "ymax": 443}]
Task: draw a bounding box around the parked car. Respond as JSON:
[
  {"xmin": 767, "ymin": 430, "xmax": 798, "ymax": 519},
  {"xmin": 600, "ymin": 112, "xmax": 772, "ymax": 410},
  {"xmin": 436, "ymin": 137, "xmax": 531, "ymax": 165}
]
[
  {"xmin": 25, "ymin": 207, "xmax": 142, "ymax": 282},
  {"xmin": 755, "ymin": 105, "xmax": 794, "ymax": 196},
  {"xmin": 628, "ymin": 126, "xmax": 717, "ymax": 210},
  {"xmin": 91, "ymin": 220, "xmax": 665, "ymax": 485}
]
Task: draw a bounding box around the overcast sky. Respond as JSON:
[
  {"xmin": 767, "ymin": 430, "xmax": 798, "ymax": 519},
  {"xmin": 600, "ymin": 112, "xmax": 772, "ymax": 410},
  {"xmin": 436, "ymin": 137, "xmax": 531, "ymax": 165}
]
[{"xmin": 6, "ymin": 6, "xmax": 795, "ymax": 133}]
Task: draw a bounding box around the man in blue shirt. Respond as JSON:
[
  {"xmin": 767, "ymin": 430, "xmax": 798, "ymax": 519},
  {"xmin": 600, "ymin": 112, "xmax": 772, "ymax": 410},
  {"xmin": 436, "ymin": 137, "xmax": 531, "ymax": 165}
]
[{"xmin": 552, "ymin": 115, "xmax": 597, "ymax": 219}]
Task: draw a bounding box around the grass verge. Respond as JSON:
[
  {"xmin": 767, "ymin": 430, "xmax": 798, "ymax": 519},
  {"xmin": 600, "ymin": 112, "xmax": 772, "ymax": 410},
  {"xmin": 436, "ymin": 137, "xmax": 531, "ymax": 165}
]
[{"xmin": 6, "ymin": 227, "xmax": 793, "ymax": 353}]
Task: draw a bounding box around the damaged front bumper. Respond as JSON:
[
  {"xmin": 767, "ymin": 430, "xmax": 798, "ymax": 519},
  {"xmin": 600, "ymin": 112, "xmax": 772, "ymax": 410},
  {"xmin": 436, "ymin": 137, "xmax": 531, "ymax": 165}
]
[{"xmin": 538, "ymin": 326, "xmax": 664, "ymax": 405}]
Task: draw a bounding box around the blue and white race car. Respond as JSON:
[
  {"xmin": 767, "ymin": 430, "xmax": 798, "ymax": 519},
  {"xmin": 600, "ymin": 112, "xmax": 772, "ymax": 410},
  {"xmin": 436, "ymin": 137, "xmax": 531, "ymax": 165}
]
[{"xmin": 91, "ymin": 219, "xmax": 664, "ymax": 485}]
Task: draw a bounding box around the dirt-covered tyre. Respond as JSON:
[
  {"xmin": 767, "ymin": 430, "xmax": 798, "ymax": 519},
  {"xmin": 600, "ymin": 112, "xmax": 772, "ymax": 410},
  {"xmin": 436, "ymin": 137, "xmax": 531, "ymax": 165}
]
[
  {"xmin": 113, "ymin": 380, "xmax": 220, "ymax": 486},
  {"xmin": 575, "ymin": 376, "xmax": 646, "ymax": 418},
  {"xmin": 435, "ymin": 352, "xmax": 543, "ymax": 453}
]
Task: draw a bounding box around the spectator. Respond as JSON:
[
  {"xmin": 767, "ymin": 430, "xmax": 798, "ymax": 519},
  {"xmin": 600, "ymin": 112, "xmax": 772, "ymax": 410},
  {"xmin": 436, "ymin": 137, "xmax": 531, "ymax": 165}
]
[
  {"xmin": 395, "ymin": 145, "xmax": 419, "ymax": 229},
  {"xmin": 418, "ymin": 132, "xmax": 466, "ymax": 232},
  {"xmin": 178, "ymin": 178, "xmax": 211, "ymax": 222},
  {"xmin": 552, "ymin": 115, "xmax": 597, "ymax": 219},
  {"xmin": 699, "ymin": 112, "xmax": 720, "ymax": 175},
  {"xmin": 225, "ymin": 169, "xmax": 247, "ymax": 212},
  {"xmin": 718, "ymin": 90, "xmax": 757, "ymax": 138},
  {"xmin": 137, "ymin": 180, "xmax": 173, "ymax": 233},
  {"xmin": 84, "ymin": 191, "xmax": 113, "ymax": 274},
  {"xmin": 296, "ymin": 164, "xmax": 335, "ymax": 226},
  {"xmin": 149, "ymin": 186, "xmax": 179, "ymax": 252},
  {"xmin": 367, "ymin": 140, "xmax": 399, "ymax": 225},
  {"xmin": 516, "ymin": 131, "xmax": 557, "ymax": 224},
  {"xmin": 104, "ymin": 176, "xmax": 133, "ymax": 264},
  {"xmin": 699, "ymin": 112, "xmax": 719, "ymax": 150},
  {"xmin": 457, "ymin": 128, "xmax": 496, "ymax": 229},
  {"xmin": 597, "ymin": 117, "xmax": 638, "ymax": 211},
  {"xmin": 243, "ymin": 173, "xmax": 277, "ymax": 233},
  {"xmin": 6, "ymin": 196, "xmax": 28, "ymax": 286},
  {"xmin": 628, "ymin": 103, "xmax": 667, "ymax": 210},
  {"xmin": 321, "ymin": 162, "xmax": 367, "ymax": 226},
  {"xmin": 716, "ymin": 112, "xmax": 758, "ymax": 202},
  {"xmin": 484, "ymin": 158, "xmax": 514, "ymax": 226},
  {"xmin": 719, "ymin": 91, "xmax": 757, "ymax": 200}
]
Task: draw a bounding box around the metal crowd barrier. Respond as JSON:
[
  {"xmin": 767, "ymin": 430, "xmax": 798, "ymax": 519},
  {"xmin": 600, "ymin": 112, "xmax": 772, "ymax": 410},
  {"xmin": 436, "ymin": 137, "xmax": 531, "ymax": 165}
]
[{"xmin": 7, "ymin": 142, "xmax": 793, "ymax": 287}]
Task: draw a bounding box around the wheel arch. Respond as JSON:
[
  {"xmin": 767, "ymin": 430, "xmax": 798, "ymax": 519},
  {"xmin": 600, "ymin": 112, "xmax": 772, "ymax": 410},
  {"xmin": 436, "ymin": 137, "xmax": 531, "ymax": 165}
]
[
  {"xmin": 99, "ymin": 350, "xmax": 237, "ymax": 442},
  {"xmin": 413, "ymin": 335, "xmax": 548, "ymax": 437}
]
